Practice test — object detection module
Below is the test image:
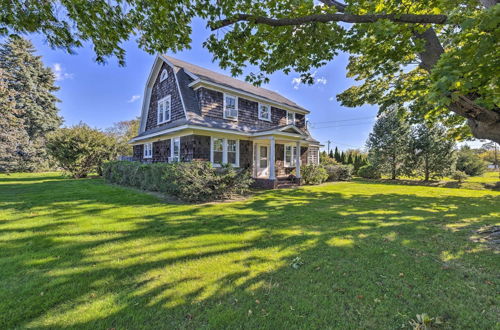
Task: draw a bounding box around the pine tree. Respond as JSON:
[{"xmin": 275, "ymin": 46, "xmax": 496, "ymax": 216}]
[
  {"xmin": 0, "ymin": 69, "xmax": 30, "ymax": 172},
  {"xmin": 340, "ymin": 151, "xmax": 345, "ymax": 164},
  {"xmin": 405, "ymin": 124, "xmax": 456, "ymax": 181},
  {"xmin": 0, "ymin": 36, "xmax": 62, "ymax": 171},
  {"xmin": 328, "ymin": 149, "xmax": 334, "ymax": 159},
  {"xmin": 347, "ymin": 153, "xmax": 353, "ymax": 165},
  {"xmin": 366, "ymin": 106, "xmax": 411, "ymax": 180},
  {"xmin": 334, "ymin": 147, "xmax": 341, "ymax": 162}
]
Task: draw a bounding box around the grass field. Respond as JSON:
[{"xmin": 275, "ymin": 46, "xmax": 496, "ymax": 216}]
[{"xmin": 1, "ymin": 172, "xmax": 499, "ymax": 329}]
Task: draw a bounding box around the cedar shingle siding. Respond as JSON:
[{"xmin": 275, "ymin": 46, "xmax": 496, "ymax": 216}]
[{"xmin": 145, "ymin": 63, "xmax": 185, "ymax": 131}]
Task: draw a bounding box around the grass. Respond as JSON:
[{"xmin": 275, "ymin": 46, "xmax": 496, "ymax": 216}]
[{"xmin": 1, "ymin": 172, "xmax": 499, "ymax": 329}]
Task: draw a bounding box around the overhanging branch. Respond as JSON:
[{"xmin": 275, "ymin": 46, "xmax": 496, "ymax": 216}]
[{"xmin": 211, "ymin": 13, "xmax": 448, "ymax": 30}]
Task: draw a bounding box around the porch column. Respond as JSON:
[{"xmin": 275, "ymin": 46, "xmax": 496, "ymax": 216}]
[
  {"xmin": 269, "ymin": 137, "xmax": 276, "ymax": 180},
  {"xmin": 295, "ymin": 141, "xmax": 301, "ymax": 178}
]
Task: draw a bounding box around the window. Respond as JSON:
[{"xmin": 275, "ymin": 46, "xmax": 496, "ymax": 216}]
[
  {"xmin": 157, "ymin": 95, "xmax": 171, "ymax": 124},
  {"xmin": 284, "ymin": 144, "xmax": 298, "ymax": 167},
  {"xmin": 143, "ymin": 143, "xmax": 152, "ymax": 159},
  {"xmin": 170, "ymin": 137, "xmax": 180, "ymax": 162},
  {"xmin": 308, "ymin": 147, "xmax": 319, "ymax": 165},
  {"xmin": 286, "ymin": 111, "xmax": 296, "ymax": 125},
  {"xmin": 258, "ymin": 103, "xmax": 271, "ymax": 121},
  {"xmin": 212, "ymin": 138, "xmax": 224, "ymax": 164},
  {"xmin": 211, "ymin": 137, "xmax": 239, "ymax": 166},
  {"xmin": 223, "ymin": 94, "xmax": 238, "ymax": 119},
  {"xmin": 160, "ymin": 69, "xmax": 168, "ymax": 82}
]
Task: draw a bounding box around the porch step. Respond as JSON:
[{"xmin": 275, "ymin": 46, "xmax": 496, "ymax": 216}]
[{"xmin": 276, "ymin": 177, "xmax": 299, "ymax": 189}]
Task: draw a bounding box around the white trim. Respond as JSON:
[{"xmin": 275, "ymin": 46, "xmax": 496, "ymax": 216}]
[
  {"xmin": 143, "ymin": 142, "xmax": 153, "ymax": 158},
  {"xmin": 223, "ymin": 93, "xmax": 238, "ymax": 120},
  {"xmin": 210, "ymin": 137, "xmax": 239, "ymax": 167},
  {"xmin": 129, "ymin": 124, "xmax": 312, "ymax": 144},
  {"xmin": 160, "ymin": 69, "xmax": 168, "ymax": 82},
  {"xmin": 258, "ymin": 103, "xmax": 271, "ymax": 122},
  {"xmin": 157, "ymin": 95, "xmax": 171, "ymax": 124},
  {"xmin": 189, "ymin": 80, "xmax": 310, "ymax": 114},
  {"xmin": 286, "ymin": 111, "xmax": 296, "ymax": 125},
  {"xmin": 170, "ymin": 137, "xmax": 180, "ymax": 162}
]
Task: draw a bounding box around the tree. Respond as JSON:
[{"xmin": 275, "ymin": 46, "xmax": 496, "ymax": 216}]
[
  {"xmin": 46, "ymin": 124, "xmax": 118, "ymax": 178},
  {"xmin": 456, "ymin": 146, "xmax": 487, "ymax": 176},
  {"xmin": 328, "ymin": 149, "xmax": 334, "ymax": 159},
  {"xmin": 105, "ymin": 118, "xmax": 140, "ymax": 156},
  {"xmin": 366, "ymin": 107, "xmax": 411, "ymax": 180},
  {"xmin": 0, "ymin": 36, "xmax": 61, "ymax": 171},
  {"xmin": 334, "ymin": 147, "xmax": 341, "ymax": 163},
  {"xmin": 340, "ymin": 151, "xmax": 346, "ymax": 164},
  {"xmin": 1, "ymin": 1, "xmax": 498, "ymax": 142},
  {"xmin": 480, "ymin": 142, "xmax": 499, "ymax": 169},
  {"xmin": 405, "ymin": 124, "xmax": 456, "ymax": 181},
  {"xmin": 0, "ymin": 69, "xmax": 30, "ymax": 172}
]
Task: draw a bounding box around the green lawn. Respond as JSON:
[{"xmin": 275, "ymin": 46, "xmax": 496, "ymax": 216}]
[{"xmin": 1, "ymin": 173, "xmax": 499, "ymax": 329}]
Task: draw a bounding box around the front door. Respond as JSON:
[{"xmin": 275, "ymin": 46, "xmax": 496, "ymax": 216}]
[{"xmin": 257, "ymin": 145, "xmax": 269, "ymax": 178}]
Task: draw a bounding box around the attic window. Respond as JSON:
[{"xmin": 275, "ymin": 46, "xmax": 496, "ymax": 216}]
[{"xmin": 160, "ymin": 69, "xmax": 168, "ymax": 82}]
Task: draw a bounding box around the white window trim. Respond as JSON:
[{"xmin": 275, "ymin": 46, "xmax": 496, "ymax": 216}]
[
  {"xmin": 157, "ymin": 95, "xmax": 171, "ymax": 125},
  {"xmin": 170, "ymin": 137, "xmax": 180, "ymax": 162},
  {"xmin": 143, "ymin": 142, "xmax": 152, "ymax": 159},
  {"xmin": 286, "ymin": 111, "xmax": 296, "ymax": 125},
  {"xmin": 223, "ymin": 93, "xmax": 238, "ymax": 120},
  {"xmin": 284, "ymin": 144, "xmax": 298, "ymax": 167},
  {"xmin": 160, "ymin": 69, "xmax": 168, "ymax": 82},
  {"xmin": 258, "ymin": 103, "xmax": 271, "ymax": 121},
  {"xmin": 210, "ymin": 137, "xmax": 240, "ymax": 167}
]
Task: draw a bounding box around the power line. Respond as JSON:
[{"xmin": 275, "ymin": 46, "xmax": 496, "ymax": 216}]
[
  {"xmin": 310, "ymin": 121, "xmax": 374, "ymax": 130},
  {"xmin": 309, "ymin": 116, "xmax": 375, "ymax": 125}
]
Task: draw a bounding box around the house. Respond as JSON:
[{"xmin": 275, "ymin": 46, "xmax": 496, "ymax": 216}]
[{"xmin": 129, "ymin": 55, "xmax": 321, "ymax": 188}]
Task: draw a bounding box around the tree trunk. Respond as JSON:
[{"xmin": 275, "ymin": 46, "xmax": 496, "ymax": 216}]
[
  {"xmin": 424, "ymin": 156, "xmax": 430, "ymax": 181},
  {"xmin": 391, "ymin": 152, "xmax": 397, "ymax": 180}
]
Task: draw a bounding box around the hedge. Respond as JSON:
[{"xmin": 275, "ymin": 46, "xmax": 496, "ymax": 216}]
[{"xmin": 103, "ymin": 160, "xmax": 253, "ymax": 202}]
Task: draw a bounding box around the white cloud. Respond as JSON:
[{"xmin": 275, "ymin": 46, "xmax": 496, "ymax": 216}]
[
  {"xmin": 52, "ymin": 63, "xmax": 73, "ymax": 81},
  {"xmin": 291, "ymin": 77, "xmax": 302, "ymax": 90},
  {"xmin": 127, "ymin": 95, "xmax": 141, "ymax": 103},
  {"xmin": 328, "ymin": 96, "xmax": 335, "ymax": 102},
  {"xmin": 291, "ymin": 71, "xmax": 327, "ymax": 90}
]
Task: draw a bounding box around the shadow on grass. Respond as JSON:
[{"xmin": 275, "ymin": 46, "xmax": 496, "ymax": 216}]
[
  {"xmin": 0, "ymin": 176, "xmax": 499, "ymax": 328},
  {"xmin": 353, "ymin": 177, "xmax": 500, "ymax": 191}
]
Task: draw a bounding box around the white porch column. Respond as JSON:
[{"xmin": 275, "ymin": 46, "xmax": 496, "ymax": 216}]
[
  {"xmin": 269, "ymin": 137, "xmax": 276, "ymax": 180},
  {"xmin": 295, "ymin": 141, "xmax": 301, "ymax": 178}
]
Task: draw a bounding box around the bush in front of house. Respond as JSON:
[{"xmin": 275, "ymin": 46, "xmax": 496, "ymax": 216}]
[
  {"xmin": 103, "ymin": 160, "xmax": 253, "ymax": 202},
  {"xmin": 323, "ymin": 164, "xmax": 353, "ymax": 181},
  {"xmin": 301, "ymin": 164, "xmax": 328, "ymax": 185},
  {"xmin": 358, "ymin": 164, "xmax": 381, "ymax": 179}
]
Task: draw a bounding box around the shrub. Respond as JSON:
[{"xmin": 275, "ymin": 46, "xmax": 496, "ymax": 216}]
[
  {"xmin": 451, "ymin": 170, "xmax": 468, "ymax": 183},
  {"xmin": 323, "ymin": 164, "xmax": 353, "ymax": 181},
  {"xmin": 301, "ymin": 164, "xmax": 328, "ymax": 185},
  {"xmin": 358, "ymin": 164, "xmax": 381, "ymax": 179},
  {"xmin": 47, "ymin": 124, "xmax": 118, "ymax": 178},
  {"xmin": 103, "ymin": 160, "xmax": 253, "ymax": 202},
  {"xmin": 456, "ymin": 147, "xmax": 487, "ymax": 176},
  {"xmin": 320, "ymin": 154, "xmax": 338, "ymax": 166}
]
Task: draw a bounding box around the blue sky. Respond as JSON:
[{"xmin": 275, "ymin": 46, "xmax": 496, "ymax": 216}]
[{"xmin": 28, "ymin": 18, "xmax": 379, "ymax": 152}]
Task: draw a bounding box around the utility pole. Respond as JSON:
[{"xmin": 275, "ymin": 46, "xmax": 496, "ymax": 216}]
[{"xmin": 327, "ymin": 140, "xmax": 331, "ymax": 154}]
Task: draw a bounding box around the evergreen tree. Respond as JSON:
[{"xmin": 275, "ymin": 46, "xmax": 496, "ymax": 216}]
[
  {"xmin": 0, "ymin": 36, "xmax": 62, "ymax": 171},
  {"xmin": 328, "ymin": 149, "xmax": 334, "ymax": 159},
  {"xmin": 340, "ymin": 151, "xmax": 345, "ymax": 164},
  {"xmin": 0, "ymin": 69, "xmax": 30, "ymax": 172},
  {"xmin": 334, "ymin": 147, "xmax": 341, "ymax": 162},
  {"xmin": 366, "ymin": 106, "xmax": 411, "ymax": 180},
  {"xmin": 346, "ymin": 153, "xmax": 353, "ymax": 165},
  {"xmin": 405, "ymin": 124, "xmax": 456, "ymax": 181}
]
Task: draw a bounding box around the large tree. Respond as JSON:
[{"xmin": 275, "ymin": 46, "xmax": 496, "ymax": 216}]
[
  {"xmin": 105, "ymin": 118, "xmax": 140, "ymax": 156},
  {"xmin": 1, "ymin": 1, "xmax": 498, "ymax": 142},
  {"xmin": 405, "ymin": 124, "xmax": 456, "ymax": 181},
  {"xmin": 0, "ymin": 36, "xmax": 62, "ymax": 171},
  {"xmin": 366, "ymin": 106, "xmax": 411, "ymax": 179}
]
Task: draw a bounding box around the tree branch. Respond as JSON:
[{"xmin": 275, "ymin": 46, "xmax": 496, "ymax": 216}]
[{"xmin": 211, "ymin": 13, "xmax": 448, "ymax": 30}]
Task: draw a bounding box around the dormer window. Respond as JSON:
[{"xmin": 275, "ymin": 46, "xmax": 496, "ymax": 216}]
[
  {"xmin": 258, "ymin": 103, "xmax": 271, "ymax": 121},
  {"xmin": 157, "ymin": 95, "xmax": 171, "ymax": 124},
  {"xmin": 160, "ymin": 69, "xmax": 168, "ymax": 82},
  {"xmin": 286, "ymin": 111, "xmax": 296, "ymax": 125},
  {"xmin": 223, "ymin": 94, "xmax": 238, "ymax": 119}
]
